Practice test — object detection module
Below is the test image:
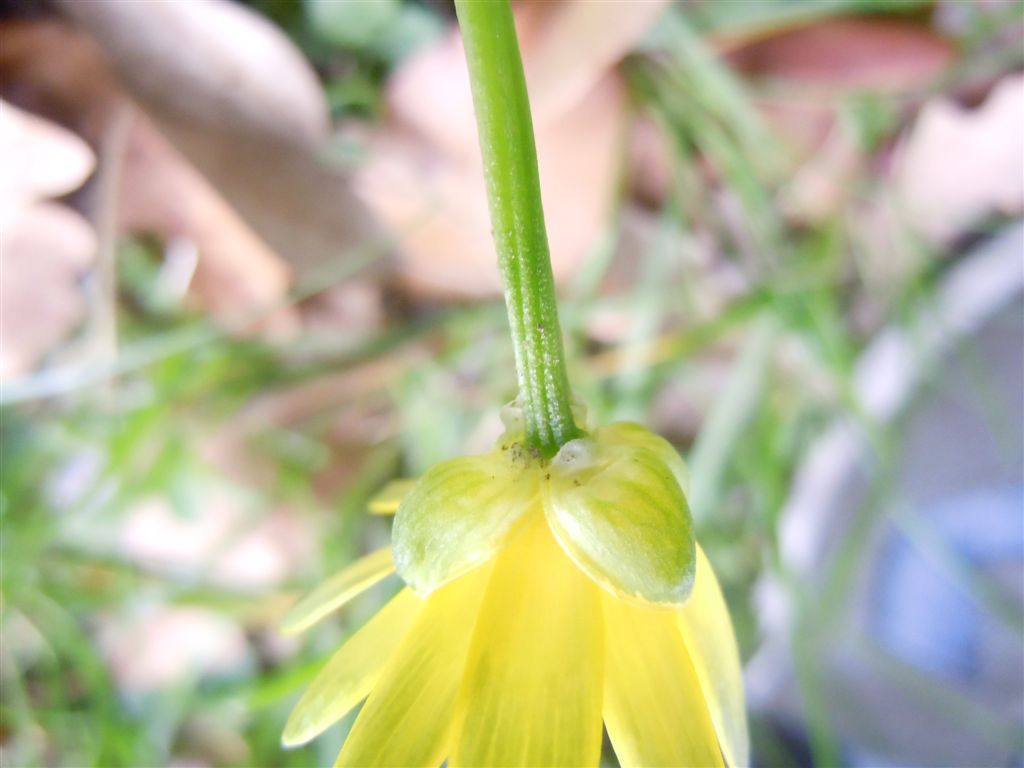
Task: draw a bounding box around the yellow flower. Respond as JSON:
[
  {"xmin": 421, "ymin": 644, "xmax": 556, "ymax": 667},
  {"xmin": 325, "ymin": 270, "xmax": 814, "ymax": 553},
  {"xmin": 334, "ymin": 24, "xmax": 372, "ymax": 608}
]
[{"xmin": 280, "ymin": 420, "xmax": 748, "ymax": 767}]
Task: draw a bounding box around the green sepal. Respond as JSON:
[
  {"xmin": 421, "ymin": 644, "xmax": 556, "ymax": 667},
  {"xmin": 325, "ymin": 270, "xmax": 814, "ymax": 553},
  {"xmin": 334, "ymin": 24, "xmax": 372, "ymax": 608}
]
[
  {"xmin": 543, "ymin": 423, "xmax": 696, "ymax": 606},
  {"xmin": 597, "ymin": 421, "xmax": 690, "ymax": 494},
  {"xmin": 392, "ymin": 447, "xmax": 538, "ymax": 596}
]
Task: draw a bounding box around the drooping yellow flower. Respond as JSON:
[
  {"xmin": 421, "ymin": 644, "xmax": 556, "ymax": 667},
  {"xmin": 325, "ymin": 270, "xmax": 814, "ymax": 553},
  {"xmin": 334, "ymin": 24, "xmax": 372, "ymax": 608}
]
[{"xmin": 280, "ymin": 418, "xmax": 748, "ymax": 767}]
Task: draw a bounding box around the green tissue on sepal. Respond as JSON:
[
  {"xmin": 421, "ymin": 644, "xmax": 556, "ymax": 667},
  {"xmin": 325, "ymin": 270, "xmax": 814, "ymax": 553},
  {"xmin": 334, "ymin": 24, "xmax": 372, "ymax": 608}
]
[
  {"xmin": 543, "ymin": 423, "xmax": 696, "ymax": 606},
  {"xmin": 392, "ymin": 448, "xmax": 538, "ymax": 596},
  {"xmin": 597, "ymin": 421, "xmax": 690, "ymax": 495}
]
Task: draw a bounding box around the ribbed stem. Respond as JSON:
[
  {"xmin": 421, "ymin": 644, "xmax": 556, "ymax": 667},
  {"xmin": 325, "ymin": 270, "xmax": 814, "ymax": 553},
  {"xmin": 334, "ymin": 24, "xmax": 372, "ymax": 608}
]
[{"xmin": 455, "ymin": 0, "xmax": 581, "ymax": 458}]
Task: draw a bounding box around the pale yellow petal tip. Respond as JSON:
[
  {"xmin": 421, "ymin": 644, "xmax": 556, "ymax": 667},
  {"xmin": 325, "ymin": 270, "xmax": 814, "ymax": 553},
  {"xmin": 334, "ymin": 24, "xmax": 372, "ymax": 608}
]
[
  {"xmin": 280, "ymin": 708, "xmax": 337, "ymax": 749},
  {"xmin": 279, "ymin": 547, "xmax": 395, "ymax": 635},
  {"xmin": 679, "ymin": 545, "xmax": 750, "ymax": 768},
  {"xmin": 603, "ymin": 593, "xmax": 725, "ymax": 768},
  {"xmin": 278, "ymin": 619, "xmax": 303, "ymax": 637},
  {"xmin": 281, "ymin": 721, "xmax": 313, "ymax": 749},
  {"xmin": 279, "ymin": 604, "xmax": 316, "ymax": 636},
  {"xmin": 368, "ymin": 479, "xmax": 417, "ymax": 514}
]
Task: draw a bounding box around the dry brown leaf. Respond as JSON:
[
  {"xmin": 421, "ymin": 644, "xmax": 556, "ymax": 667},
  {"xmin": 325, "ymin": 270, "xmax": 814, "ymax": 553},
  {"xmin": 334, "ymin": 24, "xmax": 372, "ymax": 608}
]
[
  {"xmin": 362, "ymin": 1, "xmax": 661, "ymax": 297},
  {"xmin": 119, "ymin": 496, "xmax": 313, "ymax": 590},
  {"xmin": 757, "ymin": 98, "xmax": 838, "ymax": 159},
  {"xmin": 0, "ymin": 99, "xmax": 94, "ymax": 207},
  {"xmin": 56, "ymin": 0, "xmax": 328, "ymax": 148},
  {"xmin": 522, "ymin": 0, "xmax": 670, "ymax": 120},
  {"xmin": 895, "ymin": 74, "xmax": 1024, "ymax": 243},
  {"xmin": 385, "ymin": 0, "xmax": 667, "ymax": 150},
  {"xmin": 727, "ymin": 17, "xmax": 954, "ymax": 94},
  {"xmin": 116, "ymin": 112, "xmax": 298, "ymax": 336},
  {"xmin": 0, "ymin": 19, "xmax": 121, "ymax": 141},
  {"xmin": 55, "ymin": 0, "xmax": 378, "ymax": 275},
  {"xmin": 0, "ymin": 19, "xmax": 299, "ymax": 335},
  {"xmin": 0, "ymin": 203, "xmax": 96, "ymax": 380},
  {"xmin": 97, "ymin": 605, "xmax": 250, "ymax": 692},
  {"xmin": 359, "ymin": 76, "xmax": 624, "ymax": 297}
]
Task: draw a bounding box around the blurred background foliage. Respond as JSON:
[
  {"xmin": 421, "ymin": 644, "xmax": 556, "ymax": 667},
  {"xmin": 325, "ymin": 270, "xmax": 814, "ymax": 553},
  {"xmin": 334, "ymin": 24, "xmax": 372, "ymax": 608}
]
[{"xmin": 1, "ymin": 0, "xmax": 1022, "ymax": 766}]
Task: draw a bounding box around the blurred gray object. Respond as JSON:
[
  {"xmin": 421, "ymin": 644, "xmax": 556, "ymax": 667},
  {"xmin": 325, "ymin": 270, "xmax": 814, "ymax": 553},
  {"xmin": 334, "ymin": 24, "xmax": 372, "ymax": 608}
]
[{"xmin": 749, "ymin": 222, "xmax": 1024, "ymax": 767}]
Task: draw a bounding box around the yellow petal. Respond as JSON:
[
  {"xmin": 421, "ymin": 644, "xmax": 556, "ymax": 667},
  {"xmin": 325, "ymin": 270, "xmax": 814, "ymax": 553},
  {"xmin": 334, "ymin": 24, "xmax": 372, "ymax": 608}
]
[
  {"xmin": 335, "ymin": 566, "xmax": 491, "ymax": 767},
  {"xmin": 678, "ymin": 546, "xmax": 749, "ymax": 768},
  {"xmin": 368, "ymin": 479, "xmax": 416, "ymax": 514},
  {"xmin": 280, "ymin": 547, "xmax": 394, "ymax": 635},
  {"xmin": 603, "ymin": 593, "xmax": 723, "ymax": 768},
  {"xmin": 451, "ymin": 519, "xmax": 604, "ymax": 768},
  {"xmin": 282, "ymin": 589, "xmax": 421, "ymax": 747},
  {"xmin": 393, "ymin": 451, "xmax": 538, "ymax": 596}
]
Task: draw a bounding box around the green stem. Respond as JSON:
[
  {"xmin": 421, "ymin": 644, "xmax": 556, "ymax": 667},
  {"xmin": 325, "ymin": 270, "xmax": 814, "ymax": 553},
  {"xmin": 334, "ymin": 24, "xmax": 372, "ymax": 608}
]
[{"xmin": 455, "ymin": 0, "xmax": 581, "ymax": 458}]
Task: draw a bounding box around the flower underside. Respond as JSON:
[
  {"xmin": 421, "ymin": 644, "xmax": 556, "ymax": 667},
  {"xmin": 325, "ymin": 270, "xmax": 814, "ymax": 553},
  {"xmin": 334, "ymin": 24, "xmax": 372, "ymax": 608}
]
[
  {"xmin": 280, "ymin": 421, "xmax": 749, "ymax": 767},
  {"xmin": 393, "ymin": 422, "xmax": 697, "ymax": 606}
]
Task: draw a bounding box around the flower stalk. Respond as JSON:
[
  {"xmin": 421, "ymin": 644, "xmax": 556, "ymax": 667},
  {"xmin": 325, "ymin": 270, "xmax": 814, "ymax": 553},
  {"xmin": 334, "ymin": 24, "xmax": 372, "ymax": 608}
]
[
  {"xmin": 454, "ymin": 0, "xmax": 581, "ymax": 459},
  {"xmin": 282, "ymin": 6, "xmax": 749, "ymax": 764}
]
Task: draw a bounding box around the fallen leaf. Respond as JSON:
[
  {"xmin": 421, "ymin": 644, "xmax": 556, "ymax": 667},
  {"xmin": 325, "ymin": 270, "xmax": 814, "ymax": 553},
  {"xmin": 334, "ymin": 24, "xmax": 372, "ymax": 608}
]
[
  {"xmin": 0, "ymin": 202, "xmax": 96, "ymax": 380},
  {"xmin": 360, "ymin": 1, "xmax": 661, "ymax": 297},
  {"xmin": 895, "ymin": 74, "xmax": 1024, "ymax": 243},
  {"xmin": 55, "ymin": 0, "xmax": 378, "ymax": 276},
  {"xmin": 0, "ymin": 19, "xmax": 120, "ymax": 141},
  {"xmin": 385, "ymin": 0, "xmax": 667, "ymax": 148},
  {"xmin": 0, "ymin": 100, "xmax": 97, "ymax": 380},
  {"xmin": 520, "ymin": 0, "xmax": 671, "ymax": 120},
  {"xmin": 56, "ymin": 0, "xmax": 328, "ymax": 147},
  {"xmin": 97, "ymin": 606, "xmax": 250, "ymax": 692},
  {"xmin": 0, "ymin": 20, "xmax": 299, "ymax": 335},
  {"xmin": 119, "ymin": 496, "xmax": 313, "ymax": 590},
  {"xmin": 0, "ymin": 98, "xmax": 94, "ymax": 207},
  {"xmin": 116, "ymin": 112, "xmax": 298, "ymax": 335},
  {"xmin": 726, "ymin": 17, "xmax": 954, "ymax": 94}
]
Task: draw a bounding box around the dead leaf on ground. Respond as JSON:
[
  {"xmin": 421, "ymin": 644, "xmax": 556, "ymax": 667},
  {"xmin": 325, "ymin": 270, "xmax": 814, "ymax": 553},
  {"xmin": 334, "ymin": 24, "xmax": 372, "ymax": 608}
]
[
  {"xmin": 0, "ymin": 19, "xmax": 299, "ymax": 336},
  {"xmin": 628, "ymin": 115, "xmax": 676, "ymax": 207},
  {"xmin": 1, "ymin": 203, "xmax": 97, "ymax": 379},
  {"xmin": 726, "ymin": 17, "xmax": 954, "ymax": 94},
  {"xmin": 97, "ymin": 605, "xmax": 251, "ymax": 692},
  {"xmin": 713, "ymin": 16, "xmax": 952, "ymax": 223},
  {"xmin": 360, "ymin": 0, "xmax": 666, "ymax": 298},
  {"xmin": 56, "ymin": 0, "xmax": 327, "ymax": 147},
  {"xmin": 519, "ymin": 0, "xmax": 671, "ymax": 121},
  {"xmin": 0, "ymin": 98, "xmax": 94, "ymax": 207},
  {"xmin": 116, "ymin": 112, "xmax": 298, "ymax": 335},
  {"xmin": 56, "ymin": 0, "xmax": 379, "ymax": 276},
  {"xmin": 119, "ymin": 495, "xmax": 313, "ymax": 591},
  {"xmin": 715, "ymin": 16, "xmax": 954, "ymax": 223},
  {"xmin": 0, "ymin": 100, "xmax": 97, "ymax": 380},
  {"xmin": 359, "ymin": 73, "xmax": 625, "ymax": 297},
  {"xmin": 895, "ymin": 74, "xmax": 1024, "ymax": 244}
]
